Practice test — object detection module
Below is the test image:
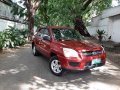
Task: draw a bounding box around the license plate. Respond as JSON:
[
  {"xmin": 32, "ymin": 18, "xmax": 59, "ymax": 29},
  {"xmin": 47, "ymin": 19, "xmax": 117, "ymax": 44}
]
[{"xmin": 92, "ymin": 58, "xmax": 101, "ymax": 65}]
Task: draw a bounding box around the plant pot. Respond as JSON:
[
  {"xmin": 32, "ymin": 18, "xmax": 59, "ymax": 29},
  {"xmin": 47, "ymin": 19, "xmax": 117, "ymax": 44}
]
[{"xmin": 98, "ymin": 35, "xmax": 103, "ymax": 42}]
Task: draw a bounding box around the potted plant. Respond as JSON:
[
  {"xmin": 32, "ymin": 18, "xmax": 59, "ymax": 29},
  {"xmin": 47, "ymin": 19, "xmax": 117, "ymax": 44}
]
[{"xmin": 96, "ymin": 29, "xmax": 106, "ymax": 42}]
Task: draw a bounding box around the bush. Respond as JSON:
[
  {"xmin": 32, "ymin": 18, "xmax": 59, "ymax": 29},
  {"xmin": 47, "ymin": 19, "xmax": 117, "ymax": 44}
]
[
  {"xmin": 0, "ymin": 31, "xmax": 5, "ymax": 50},
  {"xmin": 96, "ymin": 29, "xmax": 106, "ymax": 36},
  {"xmin": 2, "ymin": 26, "xmax": 28, "ymax": 48},
  {"xmin": 96, "ymin": 29, "xmax": 107, "ymax": 42}
]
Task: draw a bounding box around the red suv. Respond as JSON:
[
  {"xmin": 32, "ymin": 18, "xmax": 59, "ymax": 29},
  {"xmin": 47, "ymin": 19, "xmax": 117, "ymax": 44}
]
[{"xmin": 32, "ymin": 26, "xmax": 106, "ymax": 76}]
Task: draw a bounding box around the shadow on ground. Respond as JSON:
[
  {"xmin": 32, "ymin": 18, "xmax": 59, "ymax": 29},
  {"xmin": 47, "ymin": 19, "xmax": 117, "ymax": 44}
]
[{"xmin": 0, "ymin": 44, "xmax": 120, "ymax": 90}]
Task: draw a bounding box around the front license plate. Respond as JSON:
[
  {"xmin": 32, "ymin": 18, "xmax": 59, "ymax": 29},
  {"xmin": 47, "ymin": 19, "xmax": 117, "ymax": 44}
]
[{"xmin": 92, "ymin": 58, "xmax": 101, "ymax": 65}]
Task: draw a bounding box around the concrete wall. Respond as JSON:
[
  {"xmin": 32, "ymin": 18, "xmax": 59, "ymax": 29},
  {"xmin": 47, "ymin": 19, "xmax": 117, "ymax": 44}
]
[
  {"xmin": 0, "ymin": 19, "xmax": 27, "ymax": 31},
  {"xmin": 110, "ymin": 15, "xmax": 120, "ymax": 42},
  {"xmin": 87, "ymin": 17, "xmax": 109, "ymax": 40},
  {"xmin": 87, "ymin": 26, "xmax": 97, "ymax": 36},
  {"xmin": 0, "ymin": 2, "xmax": 13, "ymax": 19},
  {"xmin": 0, "ymin": 2, "xmax": 27, "ymax": 31},
  {"xmin": 102, "ymin": 5, "xmax": 120, "ymax": 19},
  {"xmin": 88, "ymin": 5, "xmax": 120, "ymax": 43}
]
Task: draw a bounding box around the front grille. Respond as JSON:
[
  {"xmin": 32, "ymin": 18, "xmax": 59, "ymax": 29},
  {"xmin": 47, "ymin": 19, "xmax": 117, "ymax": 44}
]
[{"xmin": 82, "ymin": 50, "xmax": 102, "ymax": 56}]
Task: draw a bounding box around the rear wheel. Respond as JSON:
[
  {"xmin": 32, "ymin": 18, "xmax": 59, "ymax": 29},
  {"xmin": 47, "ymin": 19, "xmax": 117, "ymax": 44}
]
[
  {"xmin": 49, "ymin": 56, "xmax": 65, "ymax": 76},
  {"xmin": 32, "ymin": 45, "xmax": 39, "ymax": 56}
]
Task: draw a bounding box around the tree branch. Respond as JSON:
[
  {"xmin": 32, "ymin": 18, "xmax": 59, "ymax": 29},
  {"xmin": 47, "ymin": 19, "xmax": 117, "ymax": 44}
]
[
  {"xmin": 33, "ymin": 0, "xmax": 41, "ymax": 11},
  {"xmin": 24, "ymin": 0, "xmax": 30, "ymax": 10},
  {"xmin": 81, "ymin": 0, "xmax": 93, "ymax": 11}
]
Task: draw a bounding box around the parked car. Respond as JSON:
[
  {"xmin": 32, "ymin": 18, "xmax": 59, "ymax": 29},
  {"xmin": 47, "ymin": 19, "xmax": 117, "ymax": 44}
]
[{"xmin": 32, "ymin": 26, "xmax": 106, "ymax": 76}]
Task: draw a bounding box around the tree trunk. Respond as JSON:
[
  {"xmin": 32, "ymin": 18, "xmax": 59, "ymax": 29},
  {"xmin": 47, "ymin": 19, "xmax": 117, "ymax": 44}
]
[
  {"xmin": 28, "ymin": 12, "xmax": 34, "ymax": 41},
  {"xmin": 73, "ymin": 0, "xmax": 93, "ymax": 37},
  {"xmin": 98, "ymin": 35, "xmax": 103, "ymax": 42},
  {"xmin": 24, "ymin": 0, "xmax": 41, "ymax": 41},
  {"xmin": 0, "ymin": 48, "xmax": 3, "ymax": 53},
  {"xmin": 74, "ymin": 16, "xmax": 91, "ymax": 37}
]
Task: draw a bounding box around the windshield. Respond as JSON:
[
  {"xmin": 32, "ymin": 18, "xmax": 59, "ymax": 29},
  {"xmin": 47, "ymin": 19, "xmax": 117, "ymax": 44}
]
[{"xmin": 52, "ymin": 28, "xmax": 83, "ymax": 41}]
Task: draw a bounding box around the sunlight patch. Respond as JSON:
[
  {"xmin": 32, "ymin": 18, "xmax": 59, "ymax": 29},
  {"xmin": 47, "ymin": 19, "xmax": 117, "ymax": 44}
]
[
  {"xmin": 89, "ymin": 81, "xmax": 120, "ymax": 90},
  {"xmin": 0, "ymin": 64, "xmax": 28, "ymax": 76}
]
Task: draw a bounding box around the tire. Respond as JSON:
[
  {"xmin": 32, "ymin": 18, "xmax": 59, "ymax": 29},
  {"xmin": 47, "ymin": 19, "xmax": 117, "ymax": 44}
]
[
  {"xmin": 32, "ymin": 45, "xmax": 39, "ymax": 56},
  {"xmin": 49, "ymin": 56, "xmax": 65, "ymax": 76},
  {"xmin": 84, "ymin": 69, "xmax": 91, "ymax": 72}
]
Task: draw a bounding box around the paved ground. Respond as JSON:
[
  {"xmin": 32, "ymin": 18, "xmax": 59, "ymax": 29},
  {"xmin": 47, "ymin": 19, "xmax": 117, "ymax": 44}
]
[{"xmin": 0, "ymin": 44, "xmax": 120, "ymax": 90}]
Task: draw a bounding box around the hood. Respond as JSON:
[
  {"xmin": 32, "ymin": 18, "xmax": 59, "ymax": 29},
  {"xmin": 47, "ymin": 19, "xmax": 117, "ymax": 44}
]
[{"xmin": 58, "ymin": 40, "xmax": 102, "ymax": 51}]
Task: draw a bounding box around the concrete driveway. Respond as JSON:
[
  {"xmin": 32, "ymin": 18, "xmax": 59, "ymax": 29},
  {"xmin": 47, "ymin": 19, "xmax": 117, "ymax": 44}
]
[{"xmin": 0, "ymin": 44, "xmax": 120, "ymax": 90}]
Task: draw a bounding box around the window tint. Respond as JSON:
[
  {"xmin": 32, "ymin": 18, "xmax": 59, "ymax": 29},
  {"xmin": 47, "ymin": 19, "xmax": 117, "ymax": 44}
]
[
  {"xmin": 37, "ymin": 29, "xmax": 44, "ymax": 37},
  {"xmin": 37, "ymin": 28, "xmax": 50, "ymax": 39},
  {"xmin": 43, "ymin": 29, "xmax": 49, "ymax": 36},
  {"xmin": 52, "ymin": 28, "xmax": 82, "ymax": 40}
]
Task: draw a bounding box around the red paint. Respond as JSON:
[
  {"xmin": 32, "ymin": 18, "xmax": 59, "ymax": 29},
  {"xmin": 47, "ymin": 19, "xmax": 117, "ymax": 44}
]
[{"xmin": 32, "ymin": 26, "xmax": 106, "ymax": 70}]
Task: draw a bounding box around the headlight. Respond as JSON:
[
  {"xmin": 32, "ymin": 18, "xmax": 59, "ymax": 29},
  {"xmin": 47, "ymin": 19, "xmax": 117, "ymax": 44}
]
[{"xmin": 63, "ymin": 48, "xmax": 79, "ymax": 58}]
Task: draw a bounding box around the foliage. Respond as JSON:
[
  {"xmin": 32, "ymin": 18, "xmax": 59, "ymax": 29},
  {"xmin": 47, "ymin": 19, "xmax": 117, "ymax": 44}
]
[
  {"xmin": 11, "ymin": 0, "xmax": 112, "ymax": 27},
  {"xmin": 78, "ymin": 0, "xmax": 111, "ymax": 22},
  {"xmin": 0, "ymin": 32, "xmax": 5, "ymax": 50},
  {"xmin": 96, "ymin": 29, "xmax": 106, "ymax": 42},
  {"xmin": 36, "ymin": 0, "xmax": 112, "ymax": 26},
  {"xmin": 11, "ymin": 0, "xmax": 112, "ymax": 38},
  {"xmin": 96, "ymin": 29, "xmax": 106, "ymax": 36},
  {"xmin": 11, "ymin": 3, "xmax": 26, "ymax": 18},
  {"xmin": 11, "ymin": 0, "xmax": 41, "ymax": 40},
  {"xmin": 0, "ymin": 26, "xmax": 28, "ymax": 49}
]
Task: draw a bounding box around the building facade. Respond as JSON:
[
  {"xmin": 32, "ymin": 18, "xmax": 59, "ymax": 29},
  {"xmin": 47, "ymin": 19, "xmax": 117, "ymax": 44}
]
[
  {"xmin": 0, "ymin": 1, "xmax": 27, "ymax": 31},
  {"xmin": 87, "ymin": 5, "xmax": 120, "ymax": 43}
]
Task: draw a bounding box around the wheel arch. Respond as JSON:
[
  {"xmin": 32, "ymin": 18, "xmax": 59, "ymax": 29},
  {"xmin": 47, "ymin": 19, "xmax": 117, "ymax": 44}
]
[
  {"xmin": 32, "ymin": 42, "xmax": 34, "ymax": 49},
  {"xmin": 50, "ymin": 52, "xmax": 57, "ymax": 57}
]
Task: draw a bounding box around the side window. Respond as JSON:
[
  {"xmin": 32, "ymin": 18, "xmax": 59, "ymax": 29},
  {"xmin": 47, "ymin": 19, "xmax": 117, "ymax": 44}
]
[
  {"xmin": 43, "ymin": 29, "xmax": 50, "ymax": 37},
  {"xmin": 37, "ymin": 29, "xmax": 44, "ymax": 38},
  {"xmin": 37, "ymin": 28, "xmax": 50, "ymax": 38}
]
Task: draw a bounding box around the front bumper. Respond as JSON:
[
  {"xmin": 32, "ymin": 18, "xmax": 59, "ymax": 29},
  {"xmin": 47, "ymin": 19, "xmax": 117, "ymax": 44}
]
[
  {"xmin": 58, "ymin": 54, "xmax": 106, "ymax": 71},
  {"xmin": 84, "ymin": 60, "xmax": 105, "ymax": 70}
]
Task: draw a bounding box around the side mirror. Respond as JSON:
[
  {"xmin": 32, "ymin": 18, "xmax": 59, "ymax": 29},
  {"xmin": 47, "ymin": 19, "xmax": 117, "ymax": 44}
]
[{"xmin": 43, "ymin": 36, "xmax": 51, "ymax": 41}]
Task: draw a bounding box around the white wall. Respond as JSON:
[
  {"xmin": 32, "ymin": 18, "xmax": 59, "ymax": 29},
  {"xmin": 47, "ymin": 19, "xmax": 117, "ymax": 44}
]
[
  {"xmin": 87, "ymin": 5, "xmax": 120, "ymax": 42},
  {"xmin": 0, "ymin": 19, "xmax": 27, "ymax": 31},
  {"xmin": 88, "ymin": 17, "xmax": 109, "ymax": 40},
  {"xmin": 110, "ymin": 15, "xmax": 120, "ymax": 42},
  {"xmin": 87, "ymin": 26, "xmax": 97, "ymax": 36},
  {"xmin": 102, "ymin": 5, "xmax": 120, "ymax": 19},
  {"xmin": 91, "ymin": 16, "xmax": 101, "ymax": 27},
  {"xmin": 0, "ymin": 2, "xmax": 27, "ymax": 31},
  {"xmin": 0, "ymin": 2, "xmax": 13, "ymax": 19}
]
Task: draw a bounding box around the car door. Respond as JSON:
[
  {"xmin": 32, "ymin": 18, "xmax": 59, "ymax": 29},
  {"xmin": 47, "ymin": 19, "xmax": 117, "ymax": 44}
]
[
  {"xmin": 35, "ymin": 28, "xmax": 45, "ymax": 52},
  {"xmin": 40, "ymin": 28, "xmax": 51, "ymax": 57}
]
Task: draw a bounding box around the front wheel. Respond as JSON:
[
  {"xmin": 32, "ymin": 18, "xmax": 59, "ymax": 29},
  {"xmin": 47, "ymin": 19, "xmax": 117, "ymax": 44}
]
[
  {"xmin": 49, "ymin": 56, "xmax": 65, "ymax": 76},
  {"xmin": 32, "ymin": 45, "xmax": 39, "ymax": 56}
]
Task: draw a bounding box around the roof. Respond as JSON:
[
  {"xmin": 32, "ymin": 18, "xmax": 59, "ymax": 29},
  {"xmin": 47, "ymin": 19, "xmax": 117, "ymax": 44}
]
[
  {"xmin": 102, "ymin": 5, "xmax": 120, "ymax": 18},
  {"xmin": 0, "ymin": 0, "xmax": 13, "ymax": 6}
]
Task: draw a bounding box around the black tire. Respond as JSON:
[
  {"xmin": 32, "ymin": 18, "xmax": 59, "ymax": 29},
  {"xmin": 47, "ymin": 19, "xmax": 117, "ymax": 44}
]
[
  {"xmin": 84, "ymin": 69, "xmax": 91, "ymax": 72},
  {"xmin": 32, "ymin": 45, "xmax": 39, "ymax": 56},
  {"xmin": 49, "ymin": 56, "xmax": 65, "ymax": 76}
]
